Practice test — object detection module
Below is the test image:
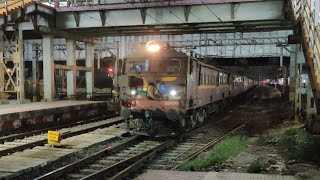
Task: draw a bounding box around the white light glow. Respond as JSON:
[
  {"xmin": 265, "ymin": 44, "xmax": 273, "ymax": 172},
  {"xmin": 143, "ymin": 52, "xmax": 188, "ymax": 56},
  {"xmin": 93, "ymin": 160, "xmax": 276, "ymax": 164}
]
[
  {"xmin": 146, "ymin": 44, "xmax": 160, "ymax": 52},
  {"xmin": 146, "ymin": 41, "xmax": 161, "ymax": 52},
  {"xmin": 170, "ymin": 90, "xmax": 177, "ymax": 96},
  {"xmin": 130, "ymin": 90, "xmax": 136, "ymax": 95}
]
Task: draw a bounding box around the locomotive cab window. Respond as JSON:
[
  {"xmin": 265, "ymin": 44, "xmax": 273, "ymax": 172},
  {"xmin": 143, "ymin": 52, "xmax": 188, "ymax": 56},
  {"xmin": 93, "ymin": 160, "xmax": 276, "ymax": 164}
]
[{"xmin": 126, "ymin": 60, "xmax": 150, "ymax": 73}]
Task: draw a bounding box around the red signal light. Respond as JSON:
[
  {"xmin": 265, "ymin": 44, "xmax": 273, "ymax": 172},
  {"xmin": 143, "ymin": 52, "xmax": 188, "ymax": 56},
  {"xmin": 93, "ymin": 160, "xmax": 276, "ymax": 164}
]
[{"xmin": 108, "ymin": 67, "xmax": 113, "ymax": 73}]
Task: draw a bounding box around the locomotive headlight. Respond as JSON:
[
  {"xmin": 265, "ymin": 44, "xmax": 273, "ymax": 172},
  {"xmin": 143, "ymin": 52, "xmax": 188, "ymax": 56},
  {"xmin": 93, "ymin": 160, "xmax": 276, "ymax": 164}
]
[
  {"xmin": 170, "ymin": 90, "xmax": 177, "ymax": 96},
  {"xmin": 146, "ymin": 41, "xmax": 160, "ymax": 52},
  {"xmin": 130, "ymin": 90, "xmax": 137, "ymax": 95}
]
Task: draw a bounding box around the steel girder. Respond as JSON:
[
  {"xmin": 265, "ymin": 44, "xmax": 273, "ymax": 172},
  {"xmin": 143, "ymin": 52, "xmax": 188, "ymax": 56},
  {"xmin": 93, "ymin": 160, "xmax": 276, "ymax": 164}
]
[{"xmin": 55, "ymin": 0, "xmax": 290, "ymax": 36}]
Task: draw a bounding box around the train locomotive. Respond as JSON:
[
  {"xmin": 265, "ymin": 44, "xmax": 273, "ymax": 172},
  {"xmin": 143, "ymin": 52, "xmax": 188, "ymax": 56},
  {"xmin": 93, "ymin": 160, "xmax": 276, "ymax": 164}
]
[{"xmin": 119, "ymin": 41, "xmax": 256, "ymax": 136}]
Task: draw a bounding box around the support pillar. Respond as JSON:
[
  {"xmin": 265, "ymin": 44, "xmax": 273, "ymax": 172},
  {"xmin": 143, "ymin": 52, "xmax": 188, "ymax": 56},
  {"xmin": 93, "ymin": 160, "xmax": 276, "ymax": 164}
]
[
  {"xmin": 66, "ymin": 39, "xmax": 77, "ymax": 97},
  {"xmin": 294, "ymin": 45, "xmax": 306, "ymax": 122},
  {"xmin": 295, "ymin": 63, "xmax": 302, "ymax": 122},
  {"xmin": 85, "ymin": 43, "xmax": 94, "ymax": 98},
  {"xmin": 280, "ymin": 46, "xmax": 283, "ymax": 67},
  {"xmin": 32, "ymin": 43, "xmax": 39, "ymax": 102},
  {"xmin": 0, "ymin": 30, "xmax": 4, "ymax": 98},
  {"xmin": 306, "ymin": 82, "xmax": 317, "ymax": 120},
  {"xmin": 114, "ymin": 41, "xmax": 120, "ymax": 88},
  {"xmin": 279, "ymin": 46, "xmax": 287, "ymax": 95},
  {"xmin": 119, "ymin": 36, "xmax": 126, "ymax": 60},
  {"xmin": 97, "ymin": 53, "xmax": 100, "ymax": 69},
  {"xmin": 16, "ymin": 23, "xmax": 25, "ymax": 101},
  {"xmin": 289, "ymin": 45, "xmax": 297, "ymax": 102},
  {"xmin": 43, "ymin": 34, "xmax": 55, "ymax": 101}
]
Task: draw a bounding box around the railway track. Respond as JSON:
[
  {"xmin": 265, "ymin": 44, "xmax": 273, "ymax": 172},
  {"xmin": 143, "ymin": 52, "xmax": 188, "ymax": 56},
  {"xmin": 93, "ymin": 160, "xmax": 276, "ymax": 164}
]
[
  {"xmin": 150, "ymin": 121, "xmax": 248, "ymax": 170},
  {"xmin": 0, "ymin": 115, "xmax": 124, "ymax": 157},
  {"xmin": 33, "ymin": 119, "xmax": 249, "ymax": 180},
  {"xmin": 35, "ymin": 136, "xmax": 174, "ymax": 180}
]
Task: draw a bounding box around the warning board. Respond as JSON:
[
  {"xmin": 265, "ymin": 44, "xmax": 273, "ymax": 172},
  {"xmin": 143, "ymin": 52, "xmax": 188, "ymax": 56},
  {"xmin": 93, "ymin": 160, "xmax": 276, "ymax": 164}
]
[{"xmin": 48, "ymin": 130, "xmax": 61, "ymax": 146}]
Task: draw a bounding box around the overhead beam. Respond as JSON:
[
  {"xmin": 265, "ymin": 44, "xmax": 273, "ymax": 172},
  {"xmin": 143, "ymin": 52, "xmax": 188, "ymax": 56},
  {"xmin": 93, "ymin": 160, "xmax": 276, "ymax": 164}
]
[
  {"xmin": 56, "ymin": 0, "xmax": 261, "ymax": 12},
  {"xmin": 37, "ymin": 26, "xmax": 96, "ymax": 43},
  {"xmin": 56, "ymin": 0, "xmax": 286, "ymax": 31}
]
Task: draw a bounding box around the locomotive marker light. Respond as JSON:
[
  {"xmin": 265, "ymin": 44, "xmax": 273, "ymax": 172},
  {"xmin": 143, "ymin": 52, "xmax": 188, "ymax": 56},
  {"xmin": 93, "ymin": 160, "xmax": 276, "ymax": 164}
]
[{"xmin": 146, "ymin": 41, "xmax": 161, "ymax": 52}]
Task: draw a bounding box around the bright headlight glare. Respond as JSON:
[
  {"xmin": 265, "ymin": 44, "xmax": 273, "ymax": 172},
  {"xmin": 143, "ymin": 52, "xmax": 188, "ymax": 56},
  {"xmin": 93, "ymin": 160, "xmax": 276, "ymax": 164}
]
[
  {"xmin": 146, "ymin": 44, "xmax": 160, "ymax": 52},
  {"xmin": 170, "ymin": 90, "xmax": 177, "ymax": 96},
  {"xmin": 130, "ymin": 90, "xmax": 136, "ymax": 95},
  {"xmin": 146, "ymin": 41, "xmax": 161, "ymax": 52}
]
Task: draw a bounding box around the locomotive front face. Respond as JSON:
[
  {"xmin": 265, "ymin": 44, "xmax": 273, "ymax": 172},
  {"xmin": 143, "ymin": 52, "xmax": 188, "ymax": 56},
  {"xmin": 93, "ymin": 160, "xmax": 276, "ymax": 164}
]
[{"xmin": 119, "ymin": 43, "xmax": 188, "ymax": 124}]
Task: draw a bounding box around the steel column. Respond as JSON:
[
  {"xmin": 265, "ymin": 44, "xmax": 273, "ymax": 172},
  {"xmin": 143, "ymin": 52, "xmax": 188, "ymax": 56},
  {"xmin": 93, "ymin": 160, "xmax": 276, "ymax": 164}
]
[
  {"xmin": 32, "ymin": 43, "xmax": 39, "ymax": 102},
  {"xmin": 295, "ymin": 45, "xmax": 305, "ymax": 122},
  {"xmin": 43, "ymin": 34, "xmax": 55, "ymax": 101},
  {"xmin": 66, "ymin": 39, "xmax": 77, "ymax": 97},
  {"xmin": 0, "ymin": 30, "xmax": 4, "ymax": 99},
  {"xmin": 85, "ymin": 43, "xmax": 94, "ymax": 98},
  {"xmin": 307, "ymin": 82, "xmax": 317, "ymax": 120},
  {"xmin": 289, "ymin": 45, "xmax": 297, "ymax": 102},
  {"xmin": 295, "ymin": 63, "xmax": 302, "ymax": 122},
  {"xmin": 16, "ymin": 23, "xmax": 25, "ymax": 101}
]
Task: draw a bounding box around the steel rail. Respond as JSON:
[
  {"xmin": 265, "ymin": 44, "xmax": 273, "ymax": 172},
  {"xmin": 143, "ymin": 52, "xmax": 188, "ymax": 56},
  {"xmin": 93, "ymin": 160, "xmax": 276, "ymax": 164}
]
[
  {"xmin": 34, "ymin": 135, "xmax": 143, "ymax": 180},
  {"xmin": 0, "ymin": 114, "xmax": 116, "ymax": 144},
  {"xmin": 32, "ymin": 109, "xmax": 246, "ymax": 179},
  {"xmin": 171, "ymin": 120, "xmax": 249, "ymax": 170},
  {"xmin": 109, "ymin": 121, "xmax": 248, "ymax": 178},
  {"xmin": 0, "ymin": 116, "xmax": 124, "ymax": 157},
  {"xmin": 34, "ymin": 136, "xmax": 173, "ymax": 180},
  {"xmin": 109, "ymin": 139, "xmax": 176, "ymax": 180},
  {"xmin": 87, "ymin": 139, "xmax": 176, "ymax": 180}
]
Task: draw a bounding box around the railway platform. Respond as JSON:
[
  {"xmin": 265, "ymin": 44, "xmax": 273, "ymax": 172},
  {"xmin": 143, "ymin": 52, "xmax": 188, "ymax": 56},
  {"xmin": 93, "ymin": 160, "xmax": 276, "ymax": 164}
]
[
  {"xmin": 136, "ymin": 170, "xmax": 302, "ymax": 180},
  {"xmin": 0, "ymin": 124, "xmax": 128, "ymax": 179},
  {"xmin": 0, "ymin": 101, "xmax": 109, "ymax": 135}
]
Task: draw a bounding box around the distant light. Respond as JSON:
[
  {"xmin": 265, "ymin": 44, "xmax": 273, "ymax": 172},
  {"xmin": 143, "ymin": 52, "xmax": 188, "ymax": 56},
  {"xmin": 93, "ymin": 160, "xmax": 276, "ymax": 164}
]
[
  {"xmin": 108, "ymin": 67, "xmax": 113, "ymax": 73},
  {"xmin": 170, "ymin": 90, "xmax": 177, "ymax": 96},
  {"xmin": 131, "ymin": 90, "xmax": 136, "ymax": 95},
  {"xmin": 146, "ymin": 41, "xmax": 161, "ymax": 52},
  {"xmin": 6, "ymin": 68, "xmax": 12, "ymax": 74},
  {"xmin": 303, "ymin": 79, "xmax": 306, "ymax": 83}
]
